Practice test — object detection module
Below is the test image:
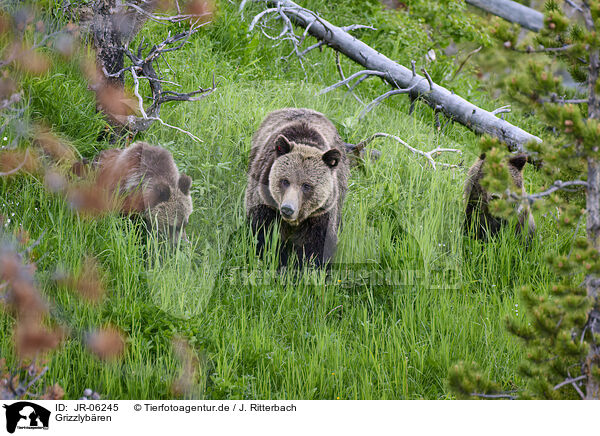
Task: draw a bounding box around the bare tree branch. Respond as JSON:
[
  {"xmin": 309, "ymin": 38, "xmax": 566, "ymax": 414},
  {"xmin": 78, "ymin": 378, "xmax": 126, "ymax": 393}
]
[
  {"xmin": 564, "ymin": 0, "xmax": 584, "ymax": 13},
  {"xmin": 23, "ymin": 366, "xmax": 49, "ymax": 397},
  {"xmin": 248, "ymin": 2, "xmax": 374, "ymax": 80},
  {"xmin": 319, "ymin": 70, "xmax": 388, "ymax": 94},
  {"xmin": 243, "ymin": 0, "xmax": 541, "ymax": 152},
  {"xmin": 449, "ymin": 46, "xmax": 482, "ymax": 82},
  {"xmin": 358, "ymin": 80, "xmax": 425, "ymax": 120},
  {"xmin": 520, "ymin": 180, "xmax": 588, "ymax": 201},
  {"xmin": 539, "ymin": 94, "xmax": 589, "ymax": 105},
  {"xmin": 354, "ymin": 132, "xmax": 461, "ymax": 170},
  {"xmin": 299, "ymin": 40, "xmax": 324, "ymax": 57},
  {"xmin": 324, "ymin": 305, "xmax": 343, "ymax": 319},
  {"xmin": 335, "ymin": 51, "xmax": 364, "ymax": 105},
  {"xmin": 553, "ymin": 375, "xmax": 587, "ymax": 391},
  {"xmin": 518, "ymin": 44, "xmax": 576, "ymax": 54},
  {"xmin": 340, "ymin": 24, "xmax": 376, "ymax": 32},
  {"xmin": 491, "ymin": 105, "xmax": 511, "ymax": 115},
  {"xmin": 124, "ymin": 1, "xmax": 211, "ymax": 24},
  {"xmin": 421, "ymin": 68, "xmax": 434, "ymax": 91},
  {"xmin": 144, "ymin": 116, "xmax": 203, "ymax": 143},
  {"xmin": 470, "ymin": 392, "xmax": 518, "ymax": 399}
]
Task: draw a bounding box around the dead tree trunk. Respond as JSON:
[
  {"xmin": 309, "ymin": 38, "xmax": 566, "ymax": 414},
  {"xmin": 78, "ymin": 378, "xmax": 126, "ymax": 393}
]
[
  {"xmin": 84, "ymin": 1, "xmax": 215, "ymax": 140},
  {"xmin": 251, "ymin": 0, "xmax": 541, "ymax": 152},
  {"xmin": 91, "ymin": 0, "xmax": 154, "ymax": 86},
  {"xmin": 91, "ymin": 0, "xmax": 123, "ymax": 86},
  {"xmin": 585, "ymin": 156, "xmax": 600, "ymax": 400},
  {"xmin": 90, "ymin": 0, "xmax": 154, "ymax": 131},
  {"xmin": 465, "ymin": 0, "xmax": 544, "ymax": 32},
  {"xmin": 584, "ymin": 26, "xmax": 600, "ymax": 402}
]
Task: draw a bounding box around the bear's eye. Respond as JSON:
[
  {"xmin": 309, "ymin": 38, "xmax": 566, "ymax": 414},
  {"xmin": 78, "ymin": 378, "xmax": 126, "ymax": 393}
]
[
  {"xmin": 301, "ymin": 183, "xmax": 312, "ymax": 193},
  {"xmin": 281, "ymin": 179, "xmax": 290, "ymax": 188}
]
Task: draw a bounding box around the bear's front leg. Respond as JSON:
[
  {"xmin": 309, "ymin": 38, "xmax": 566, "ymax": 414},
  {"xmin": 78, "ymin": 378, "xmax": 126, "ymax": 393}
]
[
  {"xmin": 249, "ymin": 204, "xmax": 278, "ymax": 257},
  {"xmin": 291, "ymin": 214, "xmax": 337, "ymax": 268}
]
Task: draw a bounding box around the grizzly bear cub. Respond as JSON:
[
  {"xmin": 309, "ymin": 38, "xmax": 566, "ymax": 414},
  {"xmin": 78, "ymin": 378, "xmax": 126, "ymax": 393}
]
[
  {"xmin": 464, "ymin": 152, "xmax": 535, "ymax": 240},
  {"xmin": 80, "ymin": 141, "xmax": 193, "ymax": 242},
  {"xmin": 245, "ymin": 108, "xmax": 349, "ymax": 267}
]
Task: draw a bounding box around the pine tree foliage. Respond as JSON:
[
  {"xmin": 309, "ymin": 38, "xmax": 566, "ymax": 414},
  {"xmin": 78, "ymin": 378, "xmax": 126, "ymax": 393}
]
[{"xmin": 451, "ymin": 0, "xmax": 600, "ymax": 399}]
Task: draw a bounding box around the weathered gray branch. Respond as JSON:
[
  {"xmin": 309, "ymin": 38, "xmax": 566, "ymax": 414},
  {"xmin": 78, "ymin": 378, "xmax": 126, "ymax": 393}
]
[
  {"xmin": 470, "ymin": 391, "xmax": 518, "ymax": 399},
  {"xmin": 519, "ymin": 179, "xmax": 588, "ymax": 201},
  {"xmin": 353, "ymin": 132, "xmax": 461, "ymax": 170},
  {"xmin": 335, "ymin": 51, "xmax": 364, "ymax": 105},
  {"xmin": 553, "ymin": 375, "xmax": 586, "ymax": 391},
  {"xmin": 465, "ymin": 0, "xmax": 544, "ymax": 32},
  {"xmin": 124, "ymin": 1, "xmax": 212, "ymax": 24},
  {"xmin": 245, "ymin": 0, "xmax": 542, "ymax": 152}
]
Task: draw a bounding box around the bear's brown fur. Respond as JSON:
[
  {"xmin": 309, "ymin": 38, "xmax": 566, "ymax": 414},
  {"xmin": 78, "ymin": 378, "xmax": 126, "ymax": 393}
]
[
  {"xmin": 464, "ymin": 152, "xmax": 535, "ymax": 240},
  {"xmin": 245, "ymin": 108, "xmax": 349, "ymax": 267},
  {"xmin": 83, "ymin": 142, "xmax": 193, "ymax": 242}
]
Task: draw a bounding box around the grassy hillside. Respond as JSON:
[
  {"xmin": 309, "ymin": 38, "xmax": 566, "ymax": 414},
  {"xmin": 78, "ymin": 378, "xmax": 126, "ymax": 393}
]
[{"xmin": 0, "ymin": 1, "xmax": 573, "ymax": 399}]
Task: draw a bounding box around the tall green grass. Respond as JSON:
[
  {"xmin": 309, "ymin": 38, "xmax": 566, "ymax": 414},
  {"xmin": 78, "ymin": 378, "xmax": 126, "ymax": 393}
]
[{"xmin": 0, "ymin": 1, "xmax": 573, "ymax": 399}]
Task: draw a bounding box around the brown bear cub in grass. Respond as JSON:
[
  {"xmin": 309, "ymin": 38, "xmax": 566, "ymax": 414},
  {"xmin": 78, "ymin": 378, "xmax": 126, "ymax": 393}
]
[
  {"xmin": 245, "ymin": 108, "xmax": 350, "ymax": 268},
  {"xmin": 464, "ymin": 153, "xmax": 535, "ymax": 240},
  {"xmin": 77, "ymin": 142, "xmax": 193, "ymax": 242}
]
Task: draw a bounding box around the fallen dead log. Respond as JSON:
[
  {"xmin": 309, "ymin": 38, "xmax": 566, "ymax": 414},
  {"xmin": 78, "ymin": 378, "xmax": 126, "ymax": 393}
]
[
  {"xmin": 244, "ymin": 0, "xmax": 542, "ymax": 152},
  {"xmin": 465, "ymin": 0, "xmax": 544, "ymax": 32}
]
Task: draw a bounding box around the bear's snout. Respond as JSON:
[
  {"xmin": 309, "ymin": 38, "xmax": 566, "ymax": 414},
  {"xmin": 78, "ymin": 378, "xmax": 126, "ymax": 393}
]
[
  {"xmin": 279, "ymin": 186, "xmax": 300, "ymax": 222},
  {"xmin": 280, "ymin": 204, "xmax": 295, "ymax": 218}
]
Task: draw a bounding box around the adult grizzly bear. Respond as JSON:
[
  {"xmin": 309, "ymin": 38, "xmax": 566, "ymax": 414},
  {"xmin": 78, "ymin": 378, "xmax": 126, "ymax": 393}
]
[
  {"xmin": 76, "ymin": 142, "xmax": 193, "ymax": 242},
  {"xmin": 245, "ymin": 108, "xmax": 349, "ymax": 267},
  {"xmin": 464, "ymin": 152, "xmax": 535, "ymax": 240}
]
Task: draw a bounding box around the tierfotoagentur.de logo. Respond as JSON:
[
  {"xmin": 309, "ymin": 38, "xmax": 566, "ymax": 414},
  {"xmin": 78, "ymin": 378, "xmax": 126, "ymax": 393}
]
[{"xmin": 2, "ymin": 402, "xmax": 51, "ymax": 433}]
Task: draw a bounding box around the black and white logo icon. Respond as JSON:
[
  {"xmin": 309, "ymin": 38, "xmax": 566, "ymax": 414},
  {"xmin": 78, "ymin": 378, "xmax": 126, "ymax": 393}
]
[{"xmin": 3, "ymin": 402, "xmax": 51, "ymax": 433}]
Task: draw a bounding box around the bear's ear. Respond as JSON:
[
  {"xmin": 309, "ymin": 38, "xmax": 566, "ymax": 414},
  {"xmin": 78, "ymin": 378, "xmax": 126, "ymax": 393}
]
[
  {"xmin": 322, "ymin": 149, "xmax": 341, "ymax": 169},
  {"xmin": 178, "ymin": 174, "xmax": 192, "ymax": 195},
  {"xmin": 274, "ymin": 135, "xmax": 292, "ymax": 156},
  {"xmin": 508, "ymin": 154, "xmax": 528, "ymax": 172},
  {"xmin": 151, "ymin": 183, "xmax": 171, "ymax": 206}
]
